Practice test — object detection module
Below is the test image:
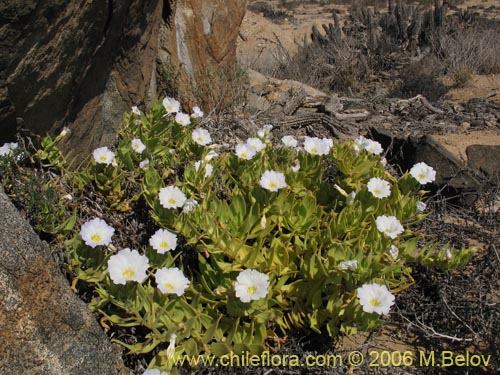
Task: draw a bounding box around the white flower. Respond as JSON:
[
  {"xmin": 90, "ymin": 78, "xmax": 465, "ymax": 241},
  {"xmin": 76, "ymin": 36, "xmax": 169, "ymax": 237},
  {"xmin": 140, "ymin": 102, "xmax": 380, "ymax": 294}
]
[
  {"xmin": 61, "ymin": 194, "xmax": 73, "ymax": 201},
  {"xmin": 159, "ymin": 186, "xmax": 187, "ymax": 209},
  {"xmin": 107, "ymin": 248, "xmax": 149, "ymax": 285},
  {"xmin": 446, "ymin": 248, "xmax": 453, "ymax": 259},
  {"xmin": 357, "ymin": 283, "xmax": 395, "ymax": 315},
  {"xmin": 354, "ymin": 136, "xmax": 370, "ymax": 153},
  {"xmin": 191, "ymin": 106, "xmax": 204, "ymax": 118},
  {"xmin": 131, "ymin": 106, "xmax": 141, "ymax": 116},
  {"xmin": 111, "ymin": 157, "xmax": 118, "ymax": 167},
  {"xmin": 364, "ymin": 139, "xmax": 383, "ymax": 155},
  {"xmin": 354, "ymin": 136, "xmax": 383, "ymax": 155},
  {"xmin": 59, "ymin": 127, "xmax": 70, "ymax": 138},
  {"xmin": 416, "ymin": 201, "xmax": 427, "ymax": 213},
  {"xmin": 260, "ymin": 170, "xmax": 287, "ymax": 192},
  {"xmin": 93, "ymin": 147, "xmax": 115, "ymax": 165},
  {"xmin": 290, "ymin": 162, "xmax": 300, "ymax": 173},
  {"xmin": 380, "ymin": 157, "xmax": 387, "ymax": 166},
  {"xmin": 192, "ymin": 128, "xmax": 212, "ymax": 146},
  {"xmin": 0, "ymin": 143, "xmax": 14, "ymax": 157},
  {"xmin": 155, "ymin": 267, "xmax": 190, "ymax": 296},
  {"xmin": 80, "ymin": 218, "xmax": 115, "ymax": 248},
  {"xmin": 166, "ymin": 333, "xmax": 177, "ymax": 360},
  {"xmin": 235, "ymin": 143, "xmax": 256, "ymax": 160},
  {"xmin": 234, "ymin": 269, "xmax": 269, "ymax": 303},
  {"xmin": 389, "ymin": 245, "xmax": 399, "ymax": 260},
  {"xmin": 204, "ymin": 163, "xmax": 214, "ymax": 177},
  {"xmin": 347, "ymin": 191, "xmax": 357, "ymax": 204},
  {"xmin": 281, "ymin": 135, "xmax": 298, "ymax": 148},
  {"xmin": 376, "ymin": 215, "xmax": 404, "ymax": 239},
  {"xmin": 169, "ymin": 148, "xmax": 176, "ymax": 154},
  {"xmin": 367, "ymin": 177, "xmax": 391, "ymax": 199},
  {"xmin": 339, "ymin": 260, "xmax": 358, "ymax": 270},
  {"xmin": 303, "ymin": 137, "xmax": 332, "ymax": 156},
  {"xmin": 322, "ymin": 137, "xmax": 333, "ymax": 148},
  {"xmin": 257, "ymin": 124, "xmax": 273, "ymax": 139},
  {"xmin": 204, "ymin": 150, "xmax": 218, "ymax": 161},
  {"xmin": 7, "ymin": 142, "xmax": 18, "ymax": 151},
  {"xmin": 246, "ymin": 137, "xmax": 265, "ymax": 152},
  {"xmin": 131, "ymin": 138, "xmax": 146, "ymax": 154},
  {"xmin": 175, "ymin": 112, "xmax": 191, "ymax": 126},
  {"xmin": 410, "ymin": 162, "xmax": 436, "ymax": 184},
  {"xmin": 149, "ymin": 229, "xmax": 178, "ymax": 254},
  {"xmin": 139, "ymin": 159, "xmax": 150, "ymax": 169},
  {"xmin": 183, "ymin": 198, "xmax": 199, "ymax": 213},
  {"xmin": 260, "ymin": 213, "xmax": 267, "ymax": 229},
  {"xmin": 162, "ymin": 96, "xmax": 181, "ymax": 114},
  {"xmin": 143, "ymin": 369, "xmax": 168, "ymax": 375},
  {"xmin": 194, "ymin": 160, "xmax": 213, "ymax": 177}
]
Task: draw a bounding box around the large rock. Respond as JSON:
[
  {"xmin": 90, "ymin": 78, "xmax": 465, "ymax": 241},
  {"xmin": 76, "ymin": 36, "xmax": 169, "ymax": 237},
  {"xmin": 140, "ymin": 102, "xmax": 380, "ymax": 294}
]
[
  {"xmin": 158, "ymin": 0, "xmax": 248, "ymax": 111},
  {"xmin": 370, "ymin": 128, "xmax": 482, "ymax": 206},
  {"xmin": 0, "ymin": 0, "xmax": 247, "ymax": 157},
  {"xmin": 466, "ymin": 144, "xmax": 500, "ymax": 178},
  {"xmin": 0, "ymin": 186, "xmax": 121, "ymax": 375}
]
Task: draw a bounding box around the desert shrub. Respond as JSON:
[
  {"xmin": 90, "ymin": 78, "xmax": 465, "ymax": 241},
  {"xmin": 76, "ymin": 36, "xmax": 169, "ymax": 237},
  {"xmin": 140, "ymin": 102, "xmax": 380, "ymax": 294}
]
[
  {"xmin": 395, "ymin": 56, "xmax": 448, "ymax": 100},
  {"xmin": 248, "ymin": 1, "xmax": 289, "ymax": 23},
  {"xmin": 0, "ymin": 100, "xmax": 473, "ymax": 373},
  {"xmin": 273, "ymin": 33, "xmax": 371, "ymax": 92},
  {"xmin": 435, "ymin": 28, "xmax": 500, "ymax": 84}
]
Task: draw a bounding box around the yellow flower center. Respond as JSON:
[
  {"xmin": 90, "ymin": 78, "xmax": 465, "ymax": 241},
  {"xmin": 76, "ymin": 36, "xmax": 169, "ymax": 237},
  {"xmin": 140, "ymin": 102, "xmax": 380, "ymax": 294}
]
[
  {"xmin": 99, "ymin": 156, "xmax": 107, "ymax": 161},
  {"xmin": 374, "ymin": 189, "xmax": 380, "ymax": 195},
  {"xmin": 168, "ymin": 198, "xmax": 176, "ymax": 205},
  {"xmin": 269, "ymin": 182, "xmax": 276, "ymax": 189},
  {"xmin": 122, "ymin": 268, "xmax": 135, "ymax": 278},
  {"xmin": 164, "ymin": 283, "xmax": 175, "ymax": 291},
  {"xmin": 241, "ymin": 152, "xmax": 247, "ymax": 158},
  {"xmin": 90, "ymin": 233, "xmax": 102, "ymax": 242},
  {"xmin": 369, "ymin": 298, "xmax": 381, "ymax": 307},
  {"xmin": 159, "ymin": 241, "xmax": 169, "ymax": 249},
  {"xmin": 246, "ymin": 285, "xmax": 257, "ymax": 295},
  {"xmin": 418, "ymin": 173, "xmax": 425, "ymax": 180},
  {"xmin": 311, "ymin": 147, "xmax": 318, "ymax": 154}
]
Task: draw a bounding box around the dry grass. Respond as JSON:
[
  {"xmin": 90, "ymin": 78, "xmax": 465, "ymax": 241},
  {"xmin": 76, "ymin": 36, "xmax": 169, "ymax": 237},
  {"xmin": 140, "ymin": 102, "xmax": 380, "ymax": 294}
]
[{"xmin": 435, "ymin": 28, "xmax": 500, "ymax": 86}]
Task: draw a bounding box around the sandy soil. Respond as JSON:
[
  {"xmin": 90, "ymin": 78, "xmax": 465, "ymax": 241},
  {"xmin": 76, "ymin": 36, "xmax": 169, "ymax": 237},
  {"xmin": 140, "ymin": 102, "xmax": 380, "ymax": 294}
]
[
  {"xmin": 433, "ymin": 130, "xmax": 500, "ymax": 162},
  {"xmin": 444, "ymin": 74, "xmax": 500, "ymax": 104},
  {"xmin": 239, "ymin": 0, "xmax": 500, "ymax": 70},
  {"xmin": 239, "ymin": 0, "xmax": 500, "ymax": 162}
]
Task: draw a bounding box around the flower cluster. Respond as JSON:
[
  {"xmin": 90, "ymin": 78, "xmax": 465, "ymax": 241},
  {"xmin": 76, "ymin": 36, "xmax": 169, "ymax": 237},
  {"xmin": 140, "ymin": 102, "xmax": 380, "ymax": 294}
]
[{"xmin": 55, "ymin": 95, "xmax": 459, "ymax": 367}]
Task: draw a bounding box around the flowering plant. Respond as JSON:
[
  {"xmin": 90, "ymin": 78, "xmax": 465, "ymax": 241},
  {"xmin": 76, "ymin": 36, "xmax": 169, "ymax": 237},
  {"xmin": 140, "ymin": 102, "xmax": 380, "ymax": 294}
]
[{"xmin": 25, "ymin": 98, "xmax": 473, "ymax": 372}]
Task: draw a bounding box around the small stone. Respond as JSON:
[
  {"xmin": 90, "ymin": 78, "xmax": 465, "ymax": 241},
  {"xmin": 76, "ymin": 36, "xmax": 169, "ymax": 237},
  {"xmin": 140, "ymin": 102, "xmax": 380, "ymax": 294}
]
[{"xmin": 461, "ymin": 122, "xmax": 471, "ymax": 130}]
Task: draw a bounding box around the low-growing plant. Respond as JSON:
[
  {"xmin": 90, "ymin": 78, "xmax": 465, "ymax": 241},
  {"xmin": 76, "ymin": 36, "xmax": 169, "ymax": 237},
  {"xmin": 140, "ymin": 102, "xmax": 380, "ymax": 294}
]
[{"xmin": 1, "ymin": 98, "xmax": 473, "ymax": 373}]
